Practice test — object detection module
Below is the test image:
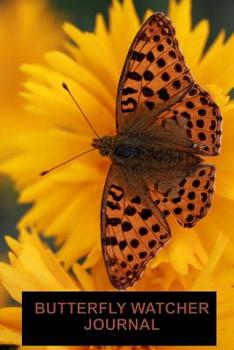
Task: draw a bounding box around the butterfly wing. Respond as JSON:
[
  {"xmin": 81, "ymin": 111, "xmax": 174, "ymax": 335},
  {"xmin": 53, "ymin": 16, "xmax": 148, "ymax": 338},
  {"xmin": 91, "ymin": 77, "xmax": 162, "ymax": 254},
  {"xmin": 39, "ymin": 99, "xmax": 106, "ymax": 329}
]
[
  {"xmin": 145, "ymin": 163, "xmax": 215, "ymax": 228},
  {"xmin": 116, "ymin": 12, "xmax": 193, "ymax": 133},
  {"xmin": 116, "ymin": 12, "xmax": 222, "ymax": 156},
  {"xmin": 101, "ymin": 164, "xmax": 171, "ymax": 289}
]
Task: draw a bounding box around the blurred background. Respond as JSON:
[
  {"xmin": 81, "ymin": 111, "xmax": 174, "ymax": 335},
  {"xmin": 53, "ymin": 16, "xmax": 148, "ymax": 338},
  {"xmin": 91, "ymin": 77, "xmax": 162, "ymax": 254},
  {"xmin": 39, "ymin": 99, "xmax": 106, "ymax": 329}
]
[
  {"xmin": 51, "ymin": 0, "xmax": 234, "ymax": 42},
  {"xmin": 0, "ymin": 0, "xmax": 233, "ymax": 256}
]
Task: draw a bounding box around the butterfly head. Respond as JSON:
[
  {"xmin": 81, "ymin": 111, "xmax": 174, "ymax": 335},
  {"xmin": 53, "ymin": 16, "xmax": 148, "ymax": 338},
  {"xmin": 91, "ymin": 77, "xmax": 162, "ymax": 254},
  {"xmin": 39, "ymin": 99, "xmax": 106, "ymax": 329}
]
[{"xmin": 92, "ymin": 136, "xmax": 114, "ymax": 157}]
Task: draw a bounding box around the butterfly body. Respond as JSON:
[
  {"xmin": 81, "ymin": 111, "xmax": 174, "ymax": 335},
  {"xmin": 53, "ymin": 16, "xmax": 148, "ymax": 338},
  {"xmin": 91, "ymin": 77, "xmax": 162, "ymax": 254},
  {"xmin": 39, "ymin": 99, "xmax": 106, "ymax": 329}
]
[
  {"xmin": 96, "ymin": 12, "xmax": 222, "ymax": 290},
  {"xmin": 93, "ymin": 135, "xmax": 202, "ymax": 168}
]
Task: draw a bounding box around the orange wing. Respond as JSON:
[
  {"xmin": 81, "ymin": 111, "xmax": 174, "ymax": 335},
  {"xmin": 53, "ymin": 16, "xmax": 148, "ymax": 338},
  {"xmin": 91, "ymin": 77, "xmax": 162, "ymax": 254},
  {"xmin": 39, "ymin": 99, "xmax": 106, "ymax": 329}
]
[
  {"xmin": 101, "ymin": 165, "xmax": 171, "ymax": 289},
  {"xmin": 116, "ymin": 12, "xmax": 193, "ymax": 133},
  {"xmin": 116, "ymin": 13, "xmax": 222, "ymax": 156}
]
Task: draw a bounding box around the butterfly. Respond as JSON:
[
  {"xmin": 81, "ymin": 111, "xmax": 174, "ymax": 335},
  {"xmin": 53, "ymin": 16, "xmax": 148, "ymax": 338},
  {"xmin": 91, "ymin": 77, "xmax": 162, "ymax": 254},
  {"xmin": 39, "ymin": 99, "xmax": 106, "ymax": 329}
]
[
  {"xmin": 59, "ymin": 12, "xmax": 222, "ymax": 290},
  {"xmin": 91, "ymin": 12, "xmax": 222, "ymax": 290}
]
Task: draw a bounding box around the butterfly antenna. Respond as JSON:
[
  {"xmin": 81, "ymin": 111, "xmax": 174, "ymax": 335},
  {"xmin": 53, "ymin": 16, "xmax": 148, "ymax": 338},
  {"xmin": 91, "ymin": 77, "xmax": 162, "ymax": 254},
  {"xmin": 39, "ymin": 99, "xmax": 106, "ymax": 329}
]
[
  {"xmin": 62, "ymin": 82, "xmax": 100, "ymax": 140},
  {"xmin": 39, "ymin": 148, "xmax": 96, "ymax": 176}
]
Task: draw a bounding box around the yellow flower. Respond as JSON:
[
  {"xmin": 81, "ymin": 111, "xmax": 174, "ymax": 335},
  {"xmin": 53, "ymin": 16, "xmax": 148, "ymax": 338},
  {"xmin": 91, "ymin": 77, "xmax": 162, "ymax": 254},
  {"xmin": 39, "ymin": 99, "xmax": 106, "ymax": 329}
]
[
  {"xmin": 0, "ymin": 0, "xmax": 62, "ymax": 158},
  {"xmin": 0, "ymin": 229, "xmax": 80, "ymax": 346},
  {"xmin": 1, "ymin": 0, "xmax": 234, "ymax": 282},
  {"xmin": 0, "ymin": 231, "xmax": 233, "ymax": 349},
  {"xmin": 0, "ymin": 229, "xmax": 100, "ymax": 346},
  {"xmin": 0, "ymin": 231, "xmax": 78, "ymax": 303}
]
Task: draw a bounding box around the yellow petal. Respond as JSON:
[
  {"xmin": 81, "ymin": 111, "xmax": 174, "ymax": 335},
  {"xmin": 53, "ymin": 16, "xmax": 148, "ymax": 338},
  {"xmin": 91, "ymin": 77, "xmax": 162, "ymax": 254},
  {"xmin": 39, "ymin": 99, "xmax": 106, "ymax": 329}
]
[
  {"xmin": 72, "ymin": 263, "xmax": 95, "ymax": 290},
  {"xmin": 169, "ymin": 0, "xmax": 192, "ymax": 46},
  {"xmin": 0, "ymin": 307, "xmax": 21, "ymax": 345}
]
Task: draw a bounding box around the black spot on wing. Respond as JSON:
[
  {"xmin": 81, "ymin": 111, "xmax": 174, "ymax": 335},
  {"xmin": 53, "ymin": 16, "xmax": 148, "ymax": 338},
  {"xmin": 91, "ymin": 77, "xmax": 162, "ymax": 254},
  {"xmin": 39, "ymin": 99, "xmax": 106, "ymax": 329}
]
[{"xmin": 121, "ymin": 97, "xmax": 137, "ymax": 113}]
